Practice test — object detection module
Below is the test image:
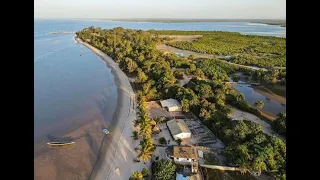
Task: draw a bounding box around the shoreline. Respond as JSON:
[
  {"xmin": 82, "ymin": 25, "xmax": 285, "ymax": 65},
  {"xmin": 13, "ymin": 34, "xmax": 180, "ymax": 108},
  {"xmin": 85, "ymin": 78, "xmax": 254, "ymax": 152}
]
[
  {"xmin": 76, "ymin": 37, "xmax": 149, "ymax": 180},
  {"xmin": 252, "ymin": 85, "xmax": 286, "ymax": 105}
]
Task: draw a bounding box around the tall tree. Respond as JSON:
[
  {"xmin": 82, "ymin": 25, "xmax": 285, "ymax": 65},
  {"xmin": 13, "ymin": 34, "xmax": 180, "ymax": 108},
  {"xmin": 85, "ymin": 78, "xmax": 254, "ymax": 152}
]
[
  {"xmin": 152, "ymin": 159, "xmax": 176, "ymax": 180},
  {"xmin": 130, "ymin": 171, "xmax": 143, "ymax": 180},
  {"xmin": 254, "ymin": 100, "xmax": 264, "ymax": 110}
]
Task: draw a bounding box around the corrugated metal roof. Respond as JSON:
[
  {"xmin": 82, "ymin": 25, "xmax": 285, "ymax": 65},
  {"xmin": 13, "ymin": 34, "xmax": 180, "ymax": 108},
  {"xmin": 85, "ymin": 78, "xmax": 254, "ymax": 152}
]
[
  {"xmin": 160, "ymin": 98, "xmax": 181, "ymax": 108},
  {"xmin": 173, "ymin": 146, "xmax": 197, "ymax": 159},
  {"xmin": 167, "ymin": 119, "xmax": 191, "ymax": 136}
]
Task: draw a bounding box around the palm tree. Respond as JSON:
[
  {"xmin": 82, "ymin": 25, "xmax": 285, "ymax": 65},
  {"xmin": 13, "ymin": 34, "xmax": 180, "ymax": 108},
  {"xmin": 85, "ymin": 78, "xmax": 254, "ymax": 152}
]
[
  {"xmin": 130, "ymin": 171, "xmax": 143, "ymax": 180},
  {"xmin": 254, "ymin": 101, "xmax": 264, "ymax": 110},
  {"xmin": 137, "ymin": 150, "xmax": 153, "ymax": 163},
  {"xmin": 252, "ymin": 158, "xmax": 267, "ymax": 176},
  {"xmin": 176, "ymin": 138, "xmax": 182, "ymax": 145},
  {"xmin": 154, "ymin": 117, "xmax": 166, "ymax": 124},
  {"xmin": 139, "ymin": 119, "xmax": 152, "ymax": 137},
  {"xmin": 136, "ymin": 137, "xmax": 154, "ymax": 163},
  {"xmin": 132, "ymin": 131, "xmax": 139, "ymax": 140},
  {"xmin": 236, "ymin": 94, "xmax": 245, "ymax": 102}
]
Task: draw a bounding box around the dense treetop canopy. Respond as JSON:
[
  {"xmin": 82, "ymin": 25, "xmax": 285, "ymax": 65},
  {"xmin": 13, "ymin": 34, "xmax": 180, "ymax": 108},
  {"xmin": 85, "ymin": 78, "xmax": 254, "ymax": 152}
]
[{"xmin": 149, "ymin": 30, "xmax": 286, "ymax": 68}]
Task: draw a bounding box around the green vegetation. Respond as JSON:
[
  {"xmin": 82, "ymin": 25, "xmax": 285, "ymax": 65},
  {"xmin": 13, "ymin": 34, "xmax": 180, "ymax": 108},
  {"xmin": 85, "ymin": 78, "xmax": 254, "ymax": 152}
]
[
  {"xmin": 254, "ymin": 100, "xmax": 264, "ymax": 110},
  {"xmin": 154, "ymin": 116, "xmax": 167, "ymax": 124},
  {"xmin": 176, "ymin": 138, "xmax": 182, "ymax": 145},
  {"xmin": 188, "ymin": 54, "xmax": 195, "ymax": 60},
  {"xmin": 252, "ymin": 69, "xmax": 286, "ymax": 97},
  {"xmin": 135, "ymin": 92, "xmax": 156, "ymax": 163},
  {"xmin": 222, "ymin": 120, "xmax": 286, "ymax": 178},
  {"xmin": 152, "ymin": 159, "xmax": 176, "ymax": 180},
  {"xmin": 158, "ymin": 137, "xmax": 167, "ymax": 145},
  {"xmin": 173, "ymin": 70, "xmax": 184, "ymax": 79},
  {"xmin": 252, "ymin": 69, "xmax": 286, "ymax": 85},
  {"xmin": 232, "ymin": 74, "xmax": 240, "ymax": 82},
  {"xmin": 203, "ymin": 152, "xmax": 220, "ymax": 165},
  {"xmin": 226, "ymin": 93, "xmax": 270, "ymax": 122},
  {"xmin": 129, "ymin": 171, "xmax": 144, "ymax": 180},
  {"xmin": 132, "ymin": 131, "xmax": 139, "ymax": 140},
  {"xmin": 201, "ymin": 167, "xmax": 256, "ymax": 180},
  {"xmin": 149, "ymin": 30, "xmax": 286, "ymax": 68},
  {"xmin": 141, "ymin": 168, "xmax": 149, "ymax": 179},
  {"xmin": 197, "ymin": 58, "xmax": 252, "ymax": 81},
  {"xmin": 272, "ymin": 113, "xmax": 286, "ymax": 136},
  {"xmin": 77, "ymin": 27, "xmax": 285, "ymax": 179}
]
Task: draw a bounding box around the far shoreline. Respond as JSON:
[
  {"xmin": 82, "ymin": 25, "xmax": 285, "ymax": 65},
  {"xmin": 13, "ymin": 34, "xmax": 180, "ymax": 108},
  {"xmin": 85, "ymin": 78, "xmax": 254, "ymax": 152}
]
[{"xmin": 98, "ymin": 18, "xmax": 285, "ymax": 24}]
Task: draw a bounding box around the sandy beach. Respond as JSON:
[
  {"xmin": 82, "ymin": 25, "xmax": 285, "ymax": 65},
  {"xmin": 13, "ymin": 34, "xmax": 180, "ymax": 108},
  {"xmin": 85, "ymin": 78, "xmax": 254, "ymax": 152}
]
[
  {"xmin": 76, "ymin": 37, "xmax": 150, "ymax": 180},
  {"xmin": 253, "ymin": 86, "xmax": 286, "ymax": 105}
]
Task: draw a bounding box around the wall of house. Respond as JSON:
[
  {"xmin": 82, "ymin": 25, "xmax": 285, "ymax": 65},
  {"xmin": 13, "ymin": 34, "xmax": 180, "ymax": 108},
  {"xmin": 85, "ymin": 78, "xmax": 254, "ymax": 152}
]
[
  {"xmin": 173, "ymin": 132, "xmax": 191, "ymax": 140},
  {"xmin": 168, "ymin": 106, "xmax": 182, "ymax": 112},
  {"xmin": 174, "ymin": 157, "xmax": 192, "ymax": 163}
]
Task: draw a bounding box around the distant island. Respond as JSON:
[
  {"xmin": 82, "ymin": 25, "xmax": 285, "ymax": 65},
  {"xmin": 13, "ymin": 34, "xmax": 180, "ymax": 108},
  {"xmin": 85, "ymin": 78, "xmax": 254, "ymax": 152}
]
[{"xmin": 100, "ymin": 18, "xmax": 286, "ymax": 27}]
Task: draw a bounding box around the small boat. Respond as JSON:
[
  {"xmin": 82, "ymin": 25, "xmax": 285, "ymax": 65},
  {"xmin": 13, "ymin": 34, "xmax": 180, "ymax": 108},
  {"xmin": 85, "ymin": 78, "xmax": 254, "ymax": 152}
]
[
  {"xmin": 47, "ymin": 141, "xmax": 75, "ymax": 146},
  {"xmin": 103, "ymin": 129, "xmax": 109, "ymax": 135}
]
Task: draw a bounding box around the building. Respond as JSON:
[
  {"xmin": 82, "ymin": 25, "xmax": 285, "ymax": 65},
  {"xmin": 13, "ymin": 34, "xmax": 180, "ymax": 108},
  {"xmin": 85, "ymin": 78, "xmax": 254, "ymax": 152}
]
[
  {"xmin": 166, "ymin": 119, "xmax": 191, "ymax": 140},
  {"xmin": 160, "ymin": 98, "xmax": 182, "ymax": 112},
  {"xmin": 166, "ymin": 145, "xmax": 198, "ymax": 173},
  {"xmin": 152, "ymin": 126, "xmax": 160, "ymax": 134}
]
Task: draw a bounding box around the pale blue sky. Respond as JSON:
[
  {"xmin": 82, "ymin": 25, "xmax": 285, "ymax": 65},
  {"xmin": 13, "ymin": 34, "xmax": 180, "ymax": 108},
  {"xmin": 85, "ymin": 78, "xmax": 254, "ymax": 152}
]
[{"xmin": 34, "ymin": 0, "xmax": 286, "ymax": 19}]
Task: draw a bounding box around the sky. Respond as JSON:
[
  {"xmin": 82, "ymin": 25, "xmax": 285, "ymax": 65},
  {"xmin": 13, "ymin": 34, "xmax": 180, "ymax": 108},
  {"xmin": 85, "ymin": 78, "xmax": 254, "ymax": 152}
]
[{"xmin": 34, "ymin": 0, "xmax": 286, "ymax": 19}]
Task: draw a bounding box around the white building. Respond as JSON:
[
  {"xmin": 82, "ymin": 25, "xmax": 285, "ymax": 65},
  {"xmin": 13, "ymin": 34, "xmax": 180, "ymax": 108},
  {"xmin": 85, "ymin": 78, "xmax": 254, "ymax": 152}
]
[
  {"xmin": 160, "ymin": 99, "xmax": 182, "ymax": 112},
  {"xmin": 166, "ymin": 119, "xmax": 191, "ymax": 140},
  {"xmin": 165, "ymin": 145, "xmax": 198, "ymax": 173}
]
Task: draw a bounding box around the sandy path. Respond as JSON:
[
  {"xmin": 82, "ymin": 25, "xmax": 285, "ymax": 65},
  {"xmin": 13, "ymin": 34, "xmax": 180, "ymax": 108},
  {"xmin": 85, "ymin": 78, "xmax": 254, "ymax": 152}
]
[
  {"xmin": 229, "ymin": 107, "xmax": 286, "ymax": 142},
  {"xmin": 77, "ymin": 38, "xmax": 150, "ymax": 180}
]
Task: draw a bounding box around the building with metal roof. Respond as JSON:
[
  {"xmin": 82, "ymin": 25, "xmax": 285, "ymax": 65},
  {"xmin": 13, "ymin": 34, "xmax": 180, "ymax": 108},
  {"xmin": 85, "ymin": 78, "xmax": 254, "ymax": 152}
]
[
  {"xmin": 166, "ymin": 119, "xmax": 191, "ymax": 140},
  {"xmin": 160, "ymin": 99, "xmax": 182, "ymax": 112}
]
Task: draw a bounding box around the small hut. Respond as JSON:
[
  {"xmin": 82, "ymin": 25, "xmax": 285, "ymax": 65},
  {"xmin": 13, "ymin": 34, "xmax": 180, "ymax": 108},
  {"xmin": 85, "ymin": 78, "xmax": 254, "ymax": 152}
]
[
  {"xmin": 150, "ymin": 119, "xmax": 157, "ymax": 126},
  {"xmin": 152, "ymin": 126, "xmax": 160, "ymax": 134}
]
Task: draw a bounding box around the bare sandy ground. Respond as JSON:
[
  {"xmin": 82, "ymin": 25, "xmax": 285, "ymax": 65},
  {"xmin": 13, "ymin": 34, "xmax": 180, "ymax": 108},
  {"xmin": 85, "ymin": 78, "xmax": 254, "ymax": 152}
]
[
  {"xmin": 157, "ymin": 44, "xmax": 215, "ymax": 59},
  {"xmin": 34, "ymin": 118, "xmax": 106, "ymax": 180},
  {"xmin": 229, "ymin": 107, "xmax": 285, "ymax": 142},
  {"xmin": 76, "ymin": 38, "xmax": 150, "ymax": 180},
  {"xmin": 253, "ymin": 86, "xmax": 286, "ymax": 105}
]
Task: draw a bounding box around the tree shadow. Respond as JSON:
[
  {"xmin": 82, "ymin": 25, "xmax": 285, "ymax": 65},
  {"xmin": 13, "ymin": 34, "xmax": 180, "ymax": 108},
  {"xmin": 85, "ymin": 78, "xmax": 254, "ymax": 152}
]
[{"xmin": 47, "ymin": 134, "xmax": 73, "ymax": 142}]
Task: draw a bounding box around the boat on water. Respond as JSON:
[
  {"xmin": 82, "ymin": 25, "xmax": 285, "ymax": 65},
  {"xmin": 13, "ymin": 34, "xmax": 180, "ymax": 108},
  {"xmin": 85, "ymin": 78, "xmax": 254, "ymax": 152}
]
[{"xmin": 47, "ymin": 141, "xmax": 75, "ymax": 146}]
